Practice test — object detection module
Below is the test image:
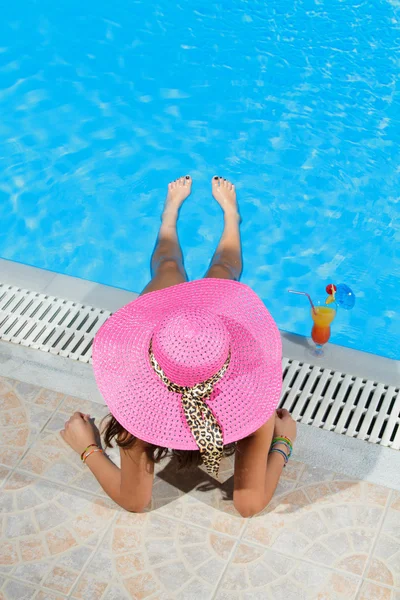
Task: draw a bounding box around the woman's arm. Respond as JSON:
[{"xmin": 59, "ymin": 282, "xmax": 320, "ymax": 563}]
[
  {"xmin": 60, "ymin": 412, "xmax": 154, "ymax": 512},
  {"xmin": 84, "ymin": 440, "xmax": 154, "ymax": 512},
  {"xmin": 233, "ymin": 409, "xmax": 296, "ymax": 517}
]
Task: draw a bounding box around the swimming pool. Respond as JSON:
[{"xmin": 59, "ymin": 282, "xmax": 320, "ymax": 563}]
[{"xmin": 0, "ymin": 1, "xmax": 399, "ymax": 360}]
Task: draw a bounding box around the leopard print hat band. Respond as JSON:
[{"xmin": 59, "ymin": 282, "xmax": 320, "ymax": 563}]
[{"xmin": 149, "ymin": 339, "xmax": 231, "ymax": 477}]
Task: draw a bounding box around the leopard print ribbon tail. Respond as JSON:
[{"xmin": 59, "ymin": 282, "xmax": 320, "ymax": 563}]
[
  {"xmin": 149, "ymin": 341, "xmax": 230, "ymax": 477},
  {"xmin": 181, "ymin": 391, "xmax": 224, "ymax": 478}
]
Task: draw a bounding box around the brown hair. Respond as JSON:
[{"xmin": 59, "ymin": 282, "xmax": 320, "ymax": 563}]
[{"xmin": 102, "ymin": 413, "xmax": 236, "ymax": 470}]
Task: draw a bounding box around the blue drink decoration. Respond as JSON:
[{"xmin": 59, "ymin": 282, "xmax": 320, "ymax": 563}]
[{"xmin": 335, "ymin": 284, "xmax": 355, "ymax": 310}]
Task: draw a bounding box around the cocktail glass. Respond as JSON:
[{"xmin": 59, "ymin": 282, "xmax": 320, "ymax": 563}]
[
  {"xmin": 289, "ymin": 284, "xmax": 354, "ymax": 358},
  {"xmin": 310, "ymin": 303, "xmax": 336, "ymax": 356}
]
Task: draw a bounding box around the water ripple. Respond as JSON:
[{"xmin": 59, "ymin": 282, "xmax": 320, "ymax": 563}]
[{"xmin": 0, "ymin": 0, "xmax": 399, "ymax": 358}]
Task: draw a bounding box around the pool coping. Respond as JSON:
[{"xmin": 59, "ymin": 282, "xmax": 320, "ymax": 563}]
[{"xmin": 1, "ymin": 257, "xmax": 398, "ymax": 385}]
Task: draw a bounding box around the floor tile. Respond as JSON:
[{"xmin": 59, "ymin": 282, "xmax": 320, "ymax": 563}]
[
  {"xmin": 296, "ymin": 463, "xmax": 335, "ymax": 485},
  {"xmin": 0, "ymin": 376, "xmax": 63, "ymax": 469},
  {"xmin": 14, "ymin": 382, "xmax": 64, "ymax": 411},
  {"xmin": 150, "ymin": 455, "xmax": 303, "ymax": 537},
  {"xmin": 1, "ymin": 579, "xmax": 37, "ymax": 600},
  {"xmin": 243, "ymin": 474, "xmax": 390, "ymax": 576},
  {"xmin": 151, "ymin": 454, "xmax": 245, "ymax": 535},
  {"xmin": 216, "ymin": 542, "xmax": 361, "ymax": 599},
  {"xmin": 34, "ymin": 591, "xmax": 68, "ymax": 599},
  {"xmin": 53, "ymin": 396, "xmax": 109, "ymax": 421},
  {"xmin": 17, "ymin": 399, "xmax": 110, "ymax": 494},
  {"xmin": 0, "ymin": 470, "xmax": 119, "ymax": 594},
  {"xmin": 0, "ymin": 466, "xmax": 11, "ymax": 488},
  {"xmin": 364, "ymin": 490, "xmax": 400, "ymax": 588},
  {"xmin": 0, "ymin": 579, "xmax": 67, "ymax": 600},
  {"xmin": 17, "ymin": 430, "xmax": 86, "ymax": 488},
  {"xmin": 358, "ymin": 581, "xmax": 400, "ymax": 600},
  {"xmin": 71, "ymin": 513, "xmax": 236, "ymax": 599},
  {"xmin": 1, "ymin": 372, "xmax": 400, "ymax": 600},
  {"xmin": 98, "ymin": 583, "xmax": 132, "ymax": 599}
]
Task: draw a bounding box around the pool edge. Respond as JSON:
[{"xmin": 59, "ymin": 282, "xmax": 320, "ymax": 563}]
[{"xmin": 1, "ymin": 257, "xmax": 398, "ymax": 385}]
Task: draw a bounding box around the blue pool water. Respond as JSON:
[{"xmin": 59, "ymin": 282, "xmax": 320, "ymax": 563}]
[{"xmin": 0, "ymin": 1, "xmax": 399, "ymax": 360}]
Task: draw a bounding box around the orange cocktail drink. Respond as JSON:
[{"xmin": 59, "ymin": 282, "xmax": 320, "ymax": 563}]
[{"xmin": 311, "ymin": 306, "xmax": 336, "ymax": 347}]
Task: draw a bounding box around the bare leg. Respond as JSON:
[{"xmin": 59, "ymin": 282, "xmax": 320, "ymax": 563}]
[
  {"xmin": 204, "ymin": 176, "xmax": 242, "ymax": 281},
  {"xmin": 140, "ymin": 176, "xmax": 192, "ymax": 296}
]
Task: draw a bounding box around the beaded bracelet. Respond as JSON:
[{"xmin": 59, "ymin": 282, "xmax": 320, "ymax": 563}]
[
  {"xmin": 271, "ymin": 440, "xmax": 292, "ymax": 458},
  {"xmin": 269, "ymin": 447, "xmax": 289, "ymax": 466},
  {"xmin": 80, "ymin": 444, "xmax": 98, "ymax": 461},
  {"xmin": 272, "ymin": 436, "xmax": 293, "ymax": 450},
  {"xmin": 82, "ymin": 448, "xmax": 103, "ymax": 464}
]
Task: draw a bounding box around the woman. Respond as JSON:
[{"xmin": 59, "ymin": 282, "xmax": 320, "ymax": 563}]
[{"xmin": 61, "ymin": 176, "xmax": 296, "ymax": 517}]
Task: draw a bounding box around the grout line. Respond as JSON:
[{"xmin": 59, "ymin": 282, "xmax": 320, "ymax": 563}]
[
  {"xmin": 142, "ymin": 512, "xmax": 245, "ymax": 543},
  {"xmin": 1, "ymin": 473, "xmax": 398, "ymax": 599},
  {"xmin": 5, "ymin": 566, "xmax": 72, "ymax": 597},
  {"xmin": 97, "ymin": 574, "xmax": 126, "ymax": 600},
  {"xmin": 354, "ymin": 488, "xmax": 394, "ymax": 598},
  {"xmin": 67, "ymin": 510, "xmax": 120, "ymax": 599},
  {"xmin": 9, "ymin": 463, "xmax": 249, "ymax": 544},
  {"xmin": 12, "ymin": 466, "xmax": 112, "ymax": 500},
  {"xmin": 1, "ymin": 472, "xmax": 122, "ymax": 596},
  {"xmin": 211, "ymin": 514, "xmax": 251, "ymax": 599},
  {"xmin": 0, "ymin": 466, "xmax": 15, "ymax": 491},
  {"xmin": 1, "ymin": 577, "xmax": 69, "ymax": 598},
  {"xmin": 359, "ymin": 578, "xmax": 400, "ymax": 592},
  {"xmin": 6, "ymin": 462, "xmax": 251, "ymax": 567},
  {"xmin": 34, "ymin": 589, "xmax": 68, "ymax": 599},
  {"xmin": 0, "ymin": 382, "xmax": 68, "ymax": 479},
  {"xmin": 227, "ymin": 534, "xmax": 383, "ymax": 584}
]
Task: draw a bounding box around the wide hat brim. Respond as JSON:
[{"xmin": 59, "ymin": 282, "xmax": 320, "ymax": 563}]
[{"xmin": 92, "ymin": 279, "xmax": 282, "ymax": 450}]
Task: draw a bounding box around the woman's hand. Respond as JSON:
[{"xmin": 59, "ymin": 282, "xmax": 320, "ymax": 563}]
[
  {"xmin": 274, "ymin": 408, "xmax": 297, "ymax": 443},
  {"xmin": 60, "ymin": 412, "xmax": 99, "ymax": 455}
]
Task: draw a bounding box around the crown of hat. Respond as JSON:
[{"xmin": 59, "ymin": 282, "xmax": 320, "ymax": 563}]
[{"xmin": 152, "ymin": 307, "xmax": 230, "ymax": 387}]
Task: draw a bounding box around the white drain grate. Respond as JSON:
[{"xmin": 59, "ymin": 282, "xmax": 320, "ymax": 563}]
[
  {"xmin": 280, "ymin": 358, "xmax": 400, "ymax": 450},
  {"xmin": 1, "ymin": 283, "xmax": 399, "ymax": 450},
  {"xmin": 0, "ymin": 283, "xmax": 111, "ymax": 363}
]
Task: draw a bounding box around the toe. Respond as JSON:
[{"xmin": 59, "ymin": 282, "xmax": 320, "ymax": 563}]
[
  {"xmin": 212, "ymin": 176, "xmax": 220, "ymax": 187},
  {"xmin": 185, "ymin": 175, "xmax": 192, "ymax": 186},
  {"xmin": 178, "ymin": 176, "xmax": 186, "ymax": 186}
]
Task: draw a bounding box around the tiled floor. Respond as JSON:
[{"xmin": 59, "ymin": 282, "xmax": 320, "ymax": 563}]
[{"xmin": 1, "ymin": 375, "xmax": 399, "ymax": 600}]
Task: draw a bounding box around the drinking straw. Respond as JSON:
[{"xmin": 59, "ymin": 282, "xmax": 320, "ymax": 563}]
[{"xmin": 288, "ymin": 290, "xmax": 317, "ymax": 315}]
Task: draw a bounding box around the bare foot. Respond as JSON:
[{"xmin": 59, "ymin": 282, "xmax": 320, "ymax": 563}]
[
  {"xmin": 164, "ymin": 176, "xmax": 192, "ymax": 215},
  {"xmin": 211, "ymin": 176, "xmax": 240, "ymax": 219}
]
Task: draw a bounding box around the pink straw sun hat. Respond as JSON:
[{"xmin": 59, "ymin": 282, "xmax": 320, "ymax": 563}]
[{"xmin": 93, "ymin": 279, "xmax": 282, "ymax": 473}]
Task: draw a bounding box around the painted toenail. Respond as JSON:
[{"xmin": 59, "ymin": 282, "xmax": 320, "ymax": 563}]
[
  {"xmin": 186, "ymin": 175, "xmax": 190, "ymax": 179},
  {"xmin": 214, "ymin": 176, "xmax": 218, "ymax": 180}
]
